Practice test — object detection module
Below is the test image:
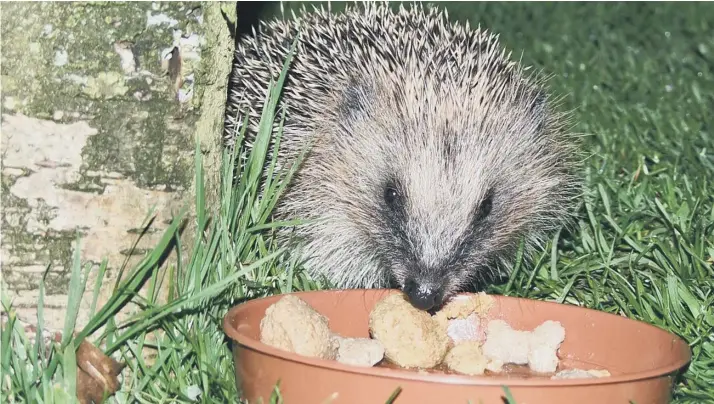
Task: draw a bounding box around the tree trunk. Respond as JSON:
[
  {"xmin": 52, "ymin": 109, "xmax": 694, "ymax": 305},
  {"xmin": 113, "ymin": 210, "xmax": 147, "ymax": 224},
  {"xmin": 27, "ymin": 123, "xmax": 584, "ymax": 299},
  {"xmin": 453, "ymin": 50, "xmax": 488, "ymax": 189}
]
[{"xmin": 1, "ymin": 1, "xmax": 234, "ymax": 335}]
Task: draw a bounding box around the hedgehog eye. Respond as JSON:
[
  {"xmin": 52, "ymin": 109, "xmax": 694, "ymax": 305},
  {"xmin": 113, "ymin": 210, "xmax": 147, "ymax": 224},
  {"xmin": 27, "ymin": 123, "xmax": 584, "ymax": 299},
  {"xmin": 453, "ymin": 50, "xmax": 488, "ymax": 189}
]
[
  {"xmin": 474, "ymin": 195, "xmax": 493, "ymax": 222},
  {"xmin": 384, "ymin": 187, "xmax": 399, "ymax": 207}
]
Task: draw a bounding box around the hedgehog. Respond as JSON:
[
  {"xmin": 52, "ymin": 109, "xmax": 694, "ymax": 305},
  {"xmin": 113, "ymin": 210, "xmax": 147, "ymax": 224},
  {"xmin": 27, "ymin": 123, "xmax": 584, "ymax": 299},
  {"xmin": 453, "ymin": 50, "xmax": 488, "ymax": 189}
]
[{"xmin": 223, "ymin": 2, "xmax": 582, "ymax": 311}]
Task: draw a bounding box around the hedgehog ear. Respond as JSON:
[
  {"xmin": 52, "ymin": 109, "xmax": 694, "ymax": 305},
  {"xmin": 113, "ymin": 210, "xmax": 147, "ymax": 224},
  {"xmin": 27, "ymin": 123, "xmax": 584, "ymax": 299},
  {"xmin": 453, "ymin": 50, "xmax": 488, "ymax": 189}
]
[
  {"xmin": 531, "ymin": 90, "xmax": 548, "ymax": 116},
  {"xmin": 530, "ymin": 90, "xmax": 549, "ymax": 134},
  {"xmin": 338, "ymin": 79, "xmax": 375, "ymax": 121}
]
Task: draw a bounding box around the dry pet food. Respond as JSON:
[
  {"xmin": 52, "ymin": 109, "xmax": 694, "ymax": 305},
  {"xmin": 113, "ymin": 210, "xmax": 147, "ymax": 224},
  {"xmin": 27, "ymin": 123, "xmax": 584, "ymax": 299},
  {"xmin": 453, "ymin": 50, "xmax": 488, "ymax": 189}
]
[
  {"xmin": 443, "ymin": 340, "xmax": 489, "ymax": 375},
  {"xmin": 259, "ymin": 295, "xmax": 339, "ymax": 360},
  {"xmin": 482, "ymin": 319, "xmax": 566, "ymax": 373},
  {"xmin": 434, "ymin": 293, "xmax": 494, "ymax": 344},
  {"xmin": 369, "ymin": 292, "xmax": 450, "ymax": 369},
  {"xmin": 258, "ymin": 292, "xmax": 610, "ymax": 379},
  {"xmin": 334, "ymin": 336, "xmax": 385, "ymax": 367}
]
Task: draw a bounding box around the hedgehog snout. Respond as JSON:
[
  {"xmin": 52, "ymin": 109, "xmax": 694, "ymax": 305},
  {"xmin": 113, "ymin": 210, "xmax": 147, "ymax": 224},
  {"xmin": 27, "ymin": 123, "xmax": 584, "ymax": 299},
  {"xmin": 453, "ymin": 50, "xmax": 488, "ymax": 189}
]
[{"xmin": 402, "ymin": 276, "xmax": 445, "ymax": 312}]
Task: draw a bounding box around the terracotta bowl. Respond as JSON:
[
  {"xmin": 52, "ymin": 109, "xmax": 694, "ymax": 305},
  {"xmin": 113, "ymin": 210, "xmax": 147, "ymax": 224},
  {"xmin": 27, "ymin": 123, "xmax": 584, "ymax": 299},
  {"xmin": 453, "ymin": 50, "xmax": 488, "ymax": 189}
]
[{"xmin": 223, "ymin": 289, "xmax": 691, "ymax": 404}]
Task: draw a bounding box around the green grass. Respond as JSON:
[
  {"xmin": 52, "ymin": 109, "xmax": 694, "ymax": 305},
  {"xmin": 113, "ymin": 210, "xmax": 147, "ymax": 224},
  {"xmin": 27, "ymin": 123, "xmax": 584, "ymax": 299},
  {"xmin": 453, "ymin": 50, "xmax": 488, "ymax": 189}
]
[
  {"xmin": 2, "ymin": 2, "xmax": 713, "ymax": 404},
  {"xmin": 1, "ymin": 40, "xmax": 319, "ymax": 403}
]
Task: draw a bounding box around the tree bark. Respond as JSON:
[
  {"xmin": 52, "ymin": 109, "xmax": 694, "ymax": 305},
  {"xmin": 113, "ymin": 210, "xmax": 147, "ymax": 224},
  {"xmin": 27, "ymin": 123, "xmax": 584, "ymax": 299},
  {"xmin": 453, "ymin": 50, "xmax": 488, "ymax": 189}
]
[{"xmin": 1, "ymin": 1, "xmax": 234, "ymax": 335}]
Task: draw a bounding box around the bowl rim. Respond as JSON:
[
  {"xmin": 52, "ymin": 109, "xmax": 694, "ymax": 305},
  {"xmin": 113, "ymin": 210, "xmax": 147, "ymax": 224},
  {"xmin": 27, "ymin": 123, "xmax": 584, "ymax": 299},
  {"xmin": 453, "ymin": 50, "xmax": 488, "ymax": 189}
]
[{"xmin": 223, "ymin": 289, "xmax": 692, "ymax": 387}]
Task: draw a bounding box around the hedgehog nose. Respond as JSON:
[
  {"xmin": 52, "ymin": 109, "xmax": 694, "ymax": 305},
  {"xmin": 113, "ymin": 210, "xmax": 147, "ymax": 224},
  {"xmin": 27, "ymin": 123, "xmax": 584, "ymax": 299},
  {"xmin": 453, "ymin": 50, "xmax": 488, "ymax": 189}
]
[{"xmin": 403, "ymin": 278, "xmax": 443, "ymax": 311}]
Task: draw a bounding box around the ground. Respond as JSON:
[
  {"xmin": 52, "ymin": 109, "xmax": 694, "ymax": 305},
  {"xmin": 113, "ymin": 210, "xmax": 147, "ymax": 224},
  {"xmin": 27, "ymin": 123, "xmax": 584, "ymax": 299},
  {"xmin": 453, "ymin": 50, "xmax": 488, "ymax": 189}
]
[{"xmin": 2, "ymin": 2, "xmax": 712, "ymax": 404}]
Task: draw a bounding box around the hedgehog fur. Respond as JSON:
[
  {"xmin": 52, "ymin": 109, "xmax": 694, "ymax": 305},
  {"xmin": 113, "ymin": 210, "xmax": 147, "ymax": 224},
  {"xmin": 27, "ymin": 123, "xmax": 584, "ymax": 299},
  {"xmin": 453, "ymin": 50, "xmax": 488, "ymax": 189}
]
[{"xmin": 224, "ymin": 2, "xmax": 583, "ymax": 311}]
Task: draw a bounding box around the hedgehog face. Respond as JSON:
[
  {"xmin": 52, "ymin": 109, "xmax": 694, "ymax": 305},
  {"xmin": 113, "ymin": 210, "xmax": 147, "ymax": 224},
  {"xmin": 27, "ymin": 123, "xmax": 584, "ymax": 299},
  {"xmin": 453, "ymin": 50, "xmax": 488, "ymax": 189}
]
[
  {"xmin": 290, "ymin": 69, "xmax": 573, "ymax": 312},
  {"xmin": 370, "ymin": 123, "xmax": 506, "ymax": 312},
  {"xmin": 375, "ymin": 177, "xmax": 498, "ymax": 311},
  {"xmin": 353, "ymin": 79, "xmax": 562, "ymax": 311}
]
